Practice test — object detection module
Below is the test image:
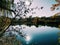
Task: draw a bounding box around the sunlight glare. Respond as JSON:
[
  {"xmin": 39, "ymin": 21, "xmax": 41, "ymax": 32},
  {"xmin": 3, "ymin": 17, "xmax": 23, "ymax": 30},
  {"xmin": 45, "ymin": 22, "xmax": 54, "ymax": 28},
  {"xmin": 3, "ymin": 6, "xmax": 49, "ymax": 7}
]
[
  {"xmin": 25, "ymin": 0, "xmax": 30, "ymax": 6},
  {"xmin": 25, "ymin": 35, "xmax": 31, "ymax": 41}
]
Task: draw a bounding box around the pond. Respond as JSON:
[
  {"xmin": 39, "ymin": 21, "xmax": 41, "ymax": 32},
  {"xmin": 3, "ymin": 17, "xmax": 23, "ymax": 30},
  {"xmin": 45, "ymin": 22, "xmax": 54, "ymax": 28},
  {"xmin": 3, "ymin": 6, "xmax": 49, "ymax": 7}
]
[{"xmin": 4, "ymin": 25, "xmax": 60, "ymax": 45}]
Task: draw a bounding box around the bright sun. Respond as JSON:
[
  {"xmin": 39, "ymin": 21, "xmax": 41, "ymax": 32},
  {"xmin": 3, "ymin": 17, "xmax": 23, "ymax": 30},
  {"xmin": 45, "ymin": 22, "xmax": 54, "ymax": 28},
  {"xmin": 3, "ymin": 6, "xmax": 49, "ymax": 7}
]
[{"xmin": 25, "ymin": 0, "xmax": 30, "ymax": 6}]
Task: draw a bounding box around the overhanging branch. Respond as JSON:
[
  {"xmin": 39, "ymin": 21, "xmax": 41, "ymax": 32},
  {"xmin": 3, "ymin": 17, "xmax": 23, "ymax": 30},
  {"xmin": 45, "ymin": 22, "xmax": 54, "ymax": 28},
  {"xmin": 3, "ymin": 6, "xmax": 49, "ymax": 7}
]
[{"xmin": 0, "ymin": 6, "xmax": 16, "ymax": 15}]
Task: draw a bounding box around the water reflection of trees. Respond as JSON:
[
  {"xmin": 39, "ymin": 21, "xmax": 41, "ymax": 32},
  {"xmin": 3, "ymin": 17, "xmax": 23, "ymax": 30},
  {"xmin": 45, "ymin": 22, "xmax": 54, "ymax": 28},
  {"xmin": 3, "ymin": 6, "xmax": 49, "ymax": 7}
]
[
  {"xmin": 0, "ymin": 0, "xmax": 33, "ymax": 36},
  {"xmin": 0, "ymin": 35, "xmax": 21, "ymax": 45},
  {"xmin": 11, "ymin": 15, "xmax": 60, "ymax": 28},
  {"xmin": 11, "ymin": 22, "xmax": 59, "ymax": 28},
  {"xmin": 0, "ymin": 0, "xmax": 60, "ymax": 45},
  {"xmin": 0, "ymin": 0, "xmax": 34, "ymax": 45},
  {"xmin": 0, "ymin": 25, "xmax": 26, "ymax": 45}
]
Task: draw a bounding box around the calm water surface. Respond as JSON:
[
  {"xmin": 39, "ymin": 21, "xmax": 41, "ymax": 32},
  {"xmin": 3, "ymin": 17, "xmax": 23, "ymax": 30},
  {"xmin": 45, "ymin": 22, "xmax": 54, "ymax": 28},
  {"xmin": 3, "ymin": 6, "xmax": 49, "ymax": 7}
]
[{"xmin": 6, "ymin": 25, "xmax": 60, "ymax": 45}]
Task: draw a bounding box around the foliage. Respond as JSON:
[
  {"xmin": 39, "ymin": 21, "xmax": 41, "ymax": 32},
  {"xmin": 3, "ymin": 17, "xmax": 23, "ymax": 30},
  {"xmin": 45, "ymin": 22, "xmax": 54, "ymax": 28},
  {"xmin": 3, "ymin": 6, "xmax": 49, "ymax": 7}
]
[
  {"xmin": 0, "ymin": 36, "xmax": 21, "ymax": 45},
  {"xmin": 0, "ymin": 0, "xmax": 14, "ymax": 17},
  {"xmin": 51, "ymin": 0, "xmax": 60, "ymax": 11},
  {"xmin": 0, "ymin": 16, "xmax": 11, "ymax": 36}
]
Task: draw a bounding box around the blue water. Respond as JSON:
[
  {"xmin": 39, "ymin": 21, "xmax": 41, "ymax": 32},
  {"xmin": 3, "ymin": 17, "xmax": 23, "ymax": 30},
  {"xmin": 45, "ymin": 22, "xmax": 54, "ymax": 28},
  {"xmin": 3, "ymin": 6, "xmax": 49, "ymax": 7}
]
[
  {"xmin": 13, "ymin": 25, "xmax": 60, "ymax": 45},
  {"xmin": 7, "ymin": 25, "xmax": 60, "ymax": 45}
]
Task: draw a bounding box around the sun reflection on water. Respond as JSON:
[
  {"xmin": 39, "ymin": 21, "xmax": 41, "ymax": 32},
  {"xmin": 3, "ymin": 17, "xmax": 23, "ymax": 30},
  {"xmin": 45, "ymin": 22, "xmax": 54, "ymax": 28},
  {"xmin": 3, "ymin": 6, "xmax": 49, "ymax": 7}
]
[{"xmin": 25, "ymin": 35, "xmax": 31, "ymax": 41}]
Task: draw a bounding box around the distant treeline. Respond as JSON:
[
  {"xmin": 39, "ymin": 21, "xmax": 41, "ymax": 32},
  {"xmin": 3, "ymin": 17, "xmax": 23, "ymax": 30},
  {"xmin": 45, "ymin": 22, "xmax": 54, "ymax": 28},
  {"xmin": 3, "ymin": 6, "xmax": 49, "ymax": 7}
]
[{"xmin": 11, "ymin": 15, "xmax": 60, "ymax": 27}]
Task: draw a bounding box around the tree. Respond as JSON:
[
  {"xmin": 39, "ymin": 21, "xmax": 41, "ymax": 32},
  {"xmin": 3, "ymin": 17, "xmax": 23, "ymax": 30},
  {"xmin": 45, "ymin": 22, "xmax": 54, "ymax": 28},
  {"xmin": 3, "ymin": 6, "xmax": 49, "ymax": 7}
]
[
  {"xmin": 0, "ymin": 0, "xmax": 33, "ymax": 37},
  {"xmin": 0, "ymin": 0, "xmax": 33, "ymax": 19},
  {"xmin": 0, "ymin": 0, "xmax": 15, "ymax": 17}
]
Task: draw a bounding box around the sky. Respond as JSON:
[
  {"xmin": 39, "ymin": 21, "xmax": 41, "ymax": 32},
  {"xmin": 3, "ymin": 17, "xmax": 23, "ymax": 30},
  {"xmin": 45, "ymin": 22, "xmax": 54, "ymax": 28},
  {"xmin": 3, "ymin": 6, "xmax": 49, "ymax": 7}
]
[{"xmin": 14, "ymin": 0, "xmax": 60, "ymax": 17}]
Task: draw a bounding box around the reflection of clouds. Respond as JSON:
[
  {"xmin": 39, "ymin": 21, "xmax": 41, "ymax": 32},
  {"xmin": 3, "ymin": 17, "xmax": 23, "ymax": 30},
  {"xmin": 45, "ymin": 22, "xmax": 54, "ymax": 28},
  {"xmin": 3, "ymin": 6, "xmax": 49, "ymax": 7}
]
[
  {"xmin": 4, "ymin": 25, "xmax": 27, "ymax": 38},
  {"xmin": 21, "ymin": 25, "xmax": 59, "ymax": 36}
]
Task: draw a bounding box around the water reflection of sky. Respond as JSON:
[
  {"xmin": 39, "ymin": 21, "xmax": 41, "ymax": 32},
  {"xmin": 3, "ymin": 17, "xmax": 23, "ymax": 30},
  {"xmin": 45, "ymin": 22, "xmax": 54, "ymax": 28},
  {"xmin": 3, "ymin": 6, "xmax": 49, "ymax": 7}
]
[
  {"xmin": 5, "ymin": 25, "xmax": 60, "ymax": 45},
  {"xmin": 22, "ymin": 25, "xmax": 60, "ymax": 35},
  {"xmin": 10, "ymin": 25, "xmax": 60, "ymax": 45}
]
